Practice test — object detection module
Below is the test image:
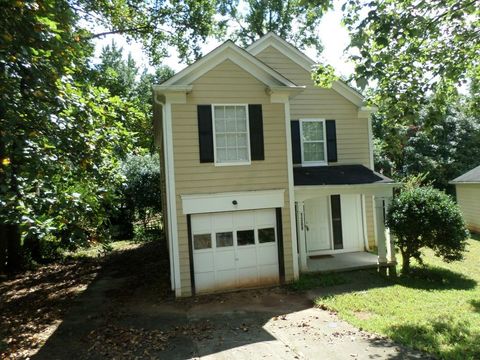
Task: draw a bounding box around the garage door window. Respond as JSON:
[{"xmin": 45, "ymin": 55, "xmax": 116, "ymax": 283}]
[
  {"xmin": 237, "ymin": 229, "xmax": 255, "ymax": 246},
  {"xmin": 216, "ymin": 232, "xmax": 233, "ymax": 247},
  {"xmin": 258, "ymin": 228, "xmax": 275, "ymax": 243},
  {"xmin": 193, "ymin": 234, "xmax": 211, "ymax": 250}
]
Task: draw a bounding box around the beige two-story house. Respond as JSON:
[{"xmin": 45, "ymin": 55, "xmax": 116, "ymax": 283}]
[{"xmin": 153, "ymin": 33, "xmax": 396, "ymax": 297}]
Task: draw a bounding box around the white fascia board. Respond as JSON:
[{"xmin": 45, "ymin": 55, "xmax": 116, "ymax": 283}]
[
  {"xmin": 160, "ymin": 41, "xmax": 296, "ymax": 88},
  {"xmin": 294, "ymin": 183, "xmax": 399, "ymax": 200},
  {"xmin": 268, "ymin": 85, "xmax": 306, "ymax": 102},
  {"xmin": 358, "ymin": 106, "xmax": 378, "ymax": 119},
  {"xmin": 181, "ymin": 189, "xmax": 285, "ymax": 215},
  {"xmin": 152, "ymin": 85, "xmax": 193, "ymax": 93},
  {"xmin": 331, "ymin": 81, "xmax": 365, "ymax": 107},
  {"xmin": 449, "ymin": 181, "xmax": 480, "ymax": 185}
]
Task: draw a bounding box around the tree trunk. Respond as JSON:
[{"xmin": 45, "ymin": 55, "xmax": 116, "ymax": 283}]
[
  {"xmin": 401, "ymin": 249, "xmax": 411, "ymax": 274},
  {"xmin": 6, "ymin": 224, "xmax": 22, "ymax": 271},
  {"xmin": 0, "ymin": 224, "xmax": 7, "ymax": 273}
]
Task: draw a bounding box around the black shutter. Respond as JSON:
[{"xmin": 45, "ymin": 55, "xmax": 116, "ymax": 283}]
[
  {"xmin": 326, "ymin": 120, "xmax": 338, "ymax": 162},
  {"xmin": 291, "ymin": 120, "xmax": 302, "ymax": 164},
  {"xmin": 331, "ymin": 195, "xmax": 343, "ymax": 250},
  {"xmin": 248, "ymin": 104, "xmax": 264, "ymax": 160},
  {"xmin": 197, "ymin": 105, "xmax": 214, "ymax": 163}
]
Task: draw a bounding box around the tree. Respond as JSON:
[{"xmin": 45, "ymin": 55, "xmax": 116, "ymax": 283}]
[
  {"xmin": 342, "ymin": 0, "xmax": 480, "ymax": 121},
  {"xmin": 386, "ymin": 185, "xmax": 469, "ymax": 273},
  {"xmin": 373, "ymin": 86, "xmax": 480, "ymax": 190},
  {"xmin": 75, "ymin": 0, "xmax": 220, "ymax": 64},
  {"xmin": 121, "ymin": 153, "xmax": 162, "ymax": 229},
  {"xmin": 93, "ymin": 41, "xmax": 139, "ymax": 100},
  {"xmin": 0, "ymin": 0, "xmax": 135, "ymax": 268},
  {"xmin": 217, "ymin": 0, "xmax": 332, "ymax": 54}
]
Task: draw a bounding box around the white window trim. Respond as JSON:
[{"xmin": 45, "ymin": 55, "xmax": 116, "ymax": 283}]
[
  {"xmin": 212, "ymin": 104, "xmax": 251, "ymax": 166},
  {"xmin": 300, "ymin": 118, "xmax": 328, "ymax": 167}
]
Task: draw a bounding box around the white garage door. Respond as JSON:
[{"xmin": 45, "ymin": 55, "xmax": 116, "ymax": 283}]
[{"xmin": 191, "ymin": 209, "xmax": 279, "ymax": 293}]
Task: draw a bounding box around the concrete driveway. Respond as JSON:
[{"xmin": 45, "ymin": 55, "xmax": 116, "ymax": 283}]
[{"xmin": 30, "ymin": 242, "xmax": 428, "ymax": 360}]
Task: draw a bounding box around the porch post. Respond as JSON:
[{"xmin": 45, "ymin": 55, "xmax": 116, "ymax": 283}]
[
  {"xmin": 296, "ymin": 201, "xmax": 308, "ymax": 271},
  {"xmin": 384, "ymin": 197, "xmax": 396, "ymax": 263},
  {"xmin": 375, "ymin": 197, "xmax": 388, "ymax": 264}
]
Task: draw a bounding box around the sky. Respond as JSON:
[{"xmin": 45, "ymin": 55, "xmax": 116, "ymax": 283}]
[{"xmin": 92, "ymin": 0, "xmax": 354, "ymax": 77}]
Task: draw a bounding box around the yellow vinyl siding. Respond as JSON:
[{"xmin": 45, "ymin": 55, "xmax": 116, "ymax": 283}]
[
  {"xmin": 456, "ymin": 184, "xmax": 480, "ymax": 233},
  {"xmin": 256, "ymin": 46, "xmax": 378, "ymax": 247},
  {"xmin": 255, "ymin": 46, "xmax": 370, "ymax": 167},
  {"xmin": 171, "ymin": 60, "xmax": 293, "ymax": 296}
]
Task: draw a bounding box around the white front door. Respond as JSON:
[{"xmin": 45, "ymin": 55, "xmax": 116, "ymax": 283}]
[
  {"xmin": 191, "ymin": 209, "xmax": 279, "ymax": 293},
  {"xmin": 304, "ymin": 197, "xmax": 331, "ymax": 252},
  {"xmin": 341, "ymin": 194, "xmax": 364, "ymax": 251},
  {"xmin": 302, "ymin": 194, "xmax": 365, "ymax": 254}
]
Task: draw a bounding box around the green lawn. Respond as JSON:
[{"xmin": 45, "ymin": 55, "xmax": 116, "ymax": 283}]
[{"xmin": 315, "ymin": 236, "xmax": 480, "ymax": 360}]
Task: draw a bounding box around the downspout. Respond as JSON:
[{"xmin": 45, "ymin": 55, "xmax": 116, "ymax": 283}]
[{"xmin": 154, "ymin": 92, "xmax": 176, "ymax": 292}]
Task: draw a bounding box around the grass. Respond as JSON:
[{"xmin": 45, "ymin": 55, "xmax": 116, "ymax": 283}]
[
  {"xmin": 63, "ymin": 240, "xmax": 139, "ymax": 259},
  {"xmin": 314, "ymin": 237, "xmax": 480, "ymax": 360},
  {"xmin": 289, "ymin": 272, "xmax": 347, "ymax": 291}
]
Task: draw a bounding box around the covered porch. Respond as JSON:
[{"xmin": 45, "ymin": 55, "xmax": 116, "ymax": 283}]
[
  {"xmin": 293, "ymin": 165, "xmax": 398, "ymax": 273},
  {"xmin": 306, "ymin": 251, "xmax": 379, "ymax": 273}
]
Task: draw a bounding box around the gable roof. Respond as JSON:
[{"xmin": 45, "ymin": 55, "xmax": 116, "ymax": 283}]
[
  {"xmin": 247, "ymin": 32, "xmax": 365, "ymax": 107},
  {"xmin": 157, "ymin": 40, "xmax": 302, "ymax": 90},
  {"xmin": 451, "ymin": 165, "xmax": 480, "ymax": 184}
]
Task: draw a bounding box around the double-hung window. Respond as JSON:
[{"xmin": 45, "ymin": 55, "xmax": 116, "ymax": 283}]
[
  {"xmin": 213, "ymin": 105, "xmax": 250, "ymax": 165},
  {"xmin": 300, "ymin": 119, "xmax": 327, "ymax": 166}
]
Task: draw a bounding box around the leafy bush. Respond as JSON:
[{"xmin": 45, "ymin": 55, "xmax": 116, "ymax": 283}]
[
  {"xmin": 387, "ymin": 186, "xmax": 469, "ymax": 273},
  {"xmin": 121, "ymin": 153, "xmax": 162, "ymax": 228}
]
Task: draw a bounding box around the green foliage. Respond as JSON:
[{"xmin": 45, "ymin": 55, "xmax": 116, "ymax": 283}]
[
  {"xmin": 121, "ymin": 153, "xmax": 162, "ymax": 227},
  {"xmin": 91, "ymin": 42, "xmax": 174, "ymax": 151},
  {"xmin": 0, "ymin": 0, "xmax": 138, "ymax": 266},
  {"xmin": 217, "ymin": 0, "xmax": 332, "ymax": 54},
  {"xmin": 373, "ymin": 89, "xmax": 480, "ymax": 189},
  {"xmin": 343, "ymin": 0, "xmax": 480, "ymax": 120},
  {"xmin": 386, "ymin": 186, "xmax": 469, "ymax": 273},
  {"xmin": 78, "ymin": 0, "xmax": 220, "ymax": 64},
  {"xmin": 312, "ymin": 64, "xmax": 339, "ymax": 88}
]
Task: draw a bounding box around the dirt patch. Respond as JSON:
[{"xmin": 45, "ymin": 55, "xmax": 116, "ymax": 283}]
[
  {"xmin": 354, "ymin": 311, "xmax": 374, "ymax": 320},
  {"xmin": 0, "ymin": 240, "xmax": 171, "ymax": 359},
  {"xmin": 0, "ymin": 259, "xmax": 101, "ymax": 359}
]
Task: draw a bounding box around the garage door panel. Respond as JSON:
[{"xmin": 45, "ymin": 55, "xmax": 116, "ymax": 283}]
[
  {"xmin": 255, "ymin": 209, "xmax": 276, "ymax": 227},
  {"xmin": 233, "ymin": 211, "xmax": 255, "ymax": 228},
  {"xmin": 191, "ymin": 214, "xmax": 212, "ymax": 233},
  {"xmin": 195, "ymin": 272, "xmax": 216, "ymax": 292},
  {"xmin": 192, "ymin": 209, "xmax": 279, "ymax": 293},
  {"xmin": 257, "ymin": 245, "xmax": 278, "ymax": 265},
  {"xmin": 215, "ymin": 270, "xmax": 237, "ymax": 288},
  {"xmin": 213, "ymin": 212, "xmax": 233, "ymax": 231},
  {"xmin": 214, "ymin": 250, "xmax": 236, "ymax": 270},
  {"xmin": 236, "ymin": 247, "xmax": 257, "ymax": 268},
  {"xmin": 193, "ymin": 252, "xmax": 215, "ymax": 272},
  {"xmin": 259, "ymin": 264, "xmax": 280, "ymax": 279},
  {"xmin": 237, "ymin": 268, "xmax": 258, "ymax": 286}
]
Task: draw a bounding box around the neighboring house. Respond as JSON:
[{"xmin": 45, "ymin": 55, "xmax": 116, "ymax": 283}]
[
  {"xmin": 450, "ymin": 165, "xmax": 480, "ymax": 233},
  {"xmin": 153, "ymin": 33, "xmax": 397, "ymax": 297}
]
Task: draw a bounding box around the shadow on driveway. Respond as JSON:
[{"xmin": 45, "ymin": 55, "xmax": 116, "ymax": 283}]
[{"xmin": 32, "ymin": 241, "xmax": 429, "ymax": 360}]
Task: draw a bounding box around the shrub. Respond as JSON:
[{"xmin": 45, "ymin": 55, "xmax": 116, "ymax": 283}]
[
  {"xmin": 386, "ymin": 186, "xmax": 469, "ymax": 273},
  {"xmin": 121, "ymin": 153, "xmax": 162, "ymax": 228}
]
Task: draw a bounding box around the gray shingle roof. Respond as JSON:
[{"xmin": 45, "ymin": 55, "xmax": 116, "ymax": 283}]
[
  {"xmin": 451, "ymin": 165, "xmax": 480, "ymax": 184},
  {"xmin": 294, "ymin": 165, "xmax": 394, "ymax": 186}
]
